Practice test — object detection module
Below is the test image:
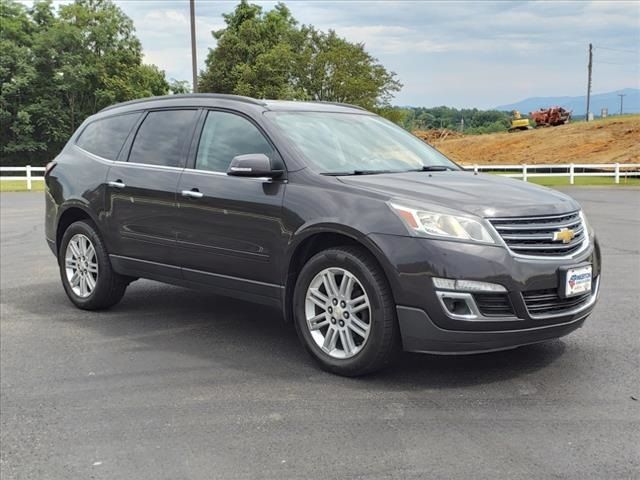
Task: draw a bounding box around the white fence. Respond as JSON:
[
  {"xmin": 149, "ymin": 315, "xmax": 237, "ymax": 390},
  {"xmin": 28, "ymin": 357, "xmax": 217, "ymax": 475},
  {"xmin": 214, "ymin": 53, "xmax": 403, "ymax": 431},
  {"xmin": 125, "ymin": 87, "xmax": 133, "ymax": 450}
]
[
  {"xmin": 465, "ymin": 163, "xmax": 640, "ymax": 184},
  {"xmin": 1, "ymin": 163, "xmax": 639, "ymax": 190},
  {"xmin": 1, "ymin": 166, "xmax": 46, "ymax": 190}
]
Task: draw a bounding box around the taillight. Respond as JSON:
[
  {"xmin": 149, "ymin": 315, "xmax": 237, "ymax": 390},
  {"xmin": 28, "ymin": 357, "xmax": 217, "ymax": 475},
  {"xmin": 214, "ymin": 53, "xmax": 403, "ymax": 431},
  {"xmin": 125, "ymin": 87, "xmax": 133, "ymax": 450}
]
[{"xmin": 45, "ymin": 161, "xmax": 57, "ymax": 176}]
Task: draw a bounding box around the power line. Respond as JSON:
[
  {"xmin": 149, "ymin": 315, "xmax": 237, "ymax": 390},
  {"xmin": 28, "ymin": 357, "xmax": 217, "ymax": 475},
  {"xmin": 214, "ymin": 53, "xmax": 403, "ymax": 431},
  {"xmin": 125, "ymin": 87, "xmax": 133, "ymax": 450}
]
[
  {"xmin": 597, "ymin": 60, "xmax": 638, "ymax": 66},
  {"xmin": 593, "ymin": 45, "xmax": 638, "ymax": 55}
]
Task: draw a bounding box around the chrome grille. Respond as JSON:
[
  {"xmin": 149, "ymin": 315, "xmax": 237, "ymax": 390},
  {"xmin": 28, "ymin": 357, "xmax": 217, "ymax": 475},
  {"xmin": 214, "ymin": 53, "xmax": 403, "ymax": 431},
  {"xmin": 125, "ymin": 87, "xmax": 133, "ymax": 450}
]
[
  {"xmin": 489, "ymin": 211, "xmax": 587, "ymax": 257},
  {"xmin": 523, "ymin": 289, "xmax": 591, "ymax": 316}
]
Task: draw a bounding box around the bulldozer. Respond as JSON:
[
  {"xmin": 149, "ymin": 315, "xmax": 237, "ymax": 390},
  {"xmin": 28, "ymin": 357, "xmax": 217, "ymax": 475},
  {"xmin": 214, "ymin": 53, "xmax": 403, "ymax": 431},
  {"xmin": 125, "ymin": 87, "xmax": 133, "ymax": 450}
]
[{"xmin": 508, "ymin": 110, "xmax": 532, "ymax": 132}]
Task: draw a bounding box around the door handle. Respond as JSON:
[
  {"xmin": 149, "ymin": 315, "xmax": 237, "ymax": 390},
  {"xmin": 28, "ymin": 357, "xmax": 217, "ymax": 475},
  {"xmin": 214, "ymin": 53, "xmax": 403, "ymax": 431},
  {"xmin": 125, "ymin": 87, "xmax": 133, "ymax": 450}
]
[
  {"xmin": 108, "ymin": 180, "xmax": 126, "ymax": 189},
  {"xmin": 181, "ymin": 189, "xmax": 204, "ymax": 199}
]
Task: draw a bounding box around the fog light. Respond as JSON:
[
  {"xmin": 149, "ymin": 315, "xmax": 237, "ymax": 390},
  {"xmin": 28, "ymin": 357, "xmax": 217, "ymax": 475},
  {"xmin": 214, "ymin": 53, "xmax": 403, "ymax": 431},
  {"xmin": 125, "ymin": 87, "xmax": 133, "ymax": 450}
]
[
  {"xmin": 433, "ymin": 277, "xmax": 506, "ymax": 293},
  {"xmin": 436, "ymin": 291, "xmax": 479, "ymax": 320},
  {"xmin": 442, "ymin": 297, "xmax": 472, "ymax": 316}
]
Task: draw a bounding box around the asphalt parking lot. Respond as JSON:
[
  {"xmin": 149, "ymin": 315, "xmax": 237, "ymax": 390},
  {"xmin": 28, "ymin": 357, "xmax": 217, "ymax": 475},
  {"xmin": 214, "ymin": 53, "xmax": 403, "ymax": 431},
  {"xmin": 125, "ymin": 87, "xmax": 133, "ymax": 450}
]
[{"xmin": 1, "ymin": 188, "xmax": 639, "ymax": 480}]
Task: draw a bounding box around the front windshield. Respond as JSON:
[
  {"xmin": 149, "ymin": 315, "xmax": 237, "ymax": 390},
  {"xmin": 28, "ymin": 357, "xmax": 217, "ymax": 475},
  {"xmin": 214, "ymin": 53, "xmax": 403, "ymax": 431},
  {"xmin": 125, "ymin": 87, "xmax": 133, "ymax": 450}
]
[{"xmin": 267, "ymin": 111, "xmax": 459, "ymax": 174}]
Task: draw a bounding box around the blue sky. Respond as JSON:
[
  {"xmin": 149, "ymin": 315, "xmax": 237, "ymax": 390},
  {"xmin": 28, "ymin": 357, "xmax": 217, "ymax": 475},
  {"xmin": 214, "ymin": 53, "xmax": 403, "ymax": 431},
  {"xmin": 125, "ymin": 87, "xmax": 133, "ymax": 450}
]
[{"xmin": 49, "ymin": 1, "xmax": 640, "ymax": 108}]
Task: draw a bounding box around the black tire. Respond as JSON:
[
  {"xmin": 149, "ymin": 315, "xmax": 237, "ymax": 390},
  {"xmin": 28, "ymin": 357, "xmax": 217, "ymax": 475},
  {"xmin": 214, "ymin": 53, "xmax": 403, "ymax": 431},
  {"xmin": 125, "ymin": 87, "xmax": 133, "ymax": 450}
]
[
  {"xmin": 58, "ymin": 220, "xmax": 128, "ymax": 310},
  {"xmin": 293, "ymin": 246, "xmax": 399, "ymax": 376}
]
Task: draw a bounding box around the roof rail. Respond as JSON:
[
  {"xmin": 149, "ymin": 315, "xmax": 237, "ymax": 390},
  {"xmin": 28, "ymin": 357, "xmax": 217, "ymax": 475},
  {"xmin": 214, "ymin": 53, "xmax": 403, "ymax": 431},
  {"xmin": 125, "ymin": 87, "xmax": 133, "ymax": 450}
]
[
  {"xmin": 311, "ymin": 101, "xmax": 368, "ymax": 111},
  {"xmin": 99, "ymin": 93, "xmax": 267, "ymax": 113}
]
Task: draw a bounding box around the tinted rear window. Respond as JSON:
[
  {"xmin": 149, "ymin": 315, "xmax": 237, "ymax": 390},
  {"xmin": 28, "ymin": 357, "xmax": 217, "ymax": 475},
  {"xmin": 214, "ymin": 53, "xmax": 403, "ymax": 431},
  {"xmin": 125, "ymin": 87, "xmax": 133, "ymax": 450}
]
[
  {"xmin": 128, "ymin": 110, "xmax": 197, "ymax": 168},
  {"xmin": 76, "ymin": 113, "xmax": 140, "ymax": 160}
]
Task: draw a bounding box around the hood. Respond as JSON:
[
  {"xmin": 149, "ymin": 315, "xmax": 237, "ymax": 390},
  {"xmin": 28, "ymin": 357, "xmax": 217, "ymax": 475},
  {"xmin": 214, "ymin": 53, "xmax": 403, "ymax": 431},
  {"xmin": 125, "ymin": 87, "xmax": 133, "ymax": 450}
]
[{"xmin": 338, "ymin": 171, "xmax": 579, "ymax": 218}]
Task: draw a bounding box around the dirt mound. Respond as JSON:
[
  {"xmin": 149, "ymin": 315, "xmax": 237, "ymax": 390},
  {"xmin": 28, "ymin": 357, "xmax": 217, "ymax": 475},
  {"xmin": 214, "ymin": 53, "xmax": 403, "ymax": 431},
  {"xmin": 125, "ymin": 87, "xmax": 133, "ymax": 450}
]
[
  {"xmin": 418, "ymin": 115, "xmax": 640, "ymax": 165},
  {"xmin": 412, "ymin": 129, "xmax": 464, "ymax": 144}
]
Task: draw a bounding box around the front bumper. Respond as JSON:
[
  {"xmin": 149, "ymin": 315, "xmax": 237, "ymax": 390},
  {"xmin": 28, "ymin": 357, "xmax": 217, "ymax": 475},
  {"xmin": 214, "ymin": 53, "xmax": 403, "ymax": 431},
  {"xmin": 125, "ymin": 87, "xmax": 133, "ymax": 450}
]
[
  {"xmin": 396, "ymin": 305, "xmax": 590, "ymax": 354},
  {"xmin": 368, "ymin": 233, "xmax": 601, "ymax": 353}
]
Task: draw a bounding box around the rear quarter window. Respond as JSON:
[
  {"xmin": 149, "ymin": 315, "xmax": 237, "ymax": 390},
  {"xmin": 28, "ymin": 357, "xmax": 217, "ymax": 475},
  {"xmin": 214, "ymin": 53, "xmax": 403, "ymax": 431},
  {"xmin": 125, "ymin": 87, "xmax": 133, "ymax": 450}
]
[{"xmin": 76, "ymin": 113, "xmax": 141, "ymax": 160}]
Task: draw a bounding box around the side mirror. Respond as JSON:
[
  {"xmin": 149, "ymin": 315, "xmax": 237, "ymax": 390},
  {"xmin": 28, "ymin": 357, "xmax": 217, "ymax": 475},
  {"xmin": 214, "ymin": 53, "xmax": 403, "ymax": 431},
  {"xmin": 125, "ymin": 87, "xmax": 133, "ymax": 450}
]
[{"xmin": 227, "ymin": 153, "xmax": 282, "ymax": 178}]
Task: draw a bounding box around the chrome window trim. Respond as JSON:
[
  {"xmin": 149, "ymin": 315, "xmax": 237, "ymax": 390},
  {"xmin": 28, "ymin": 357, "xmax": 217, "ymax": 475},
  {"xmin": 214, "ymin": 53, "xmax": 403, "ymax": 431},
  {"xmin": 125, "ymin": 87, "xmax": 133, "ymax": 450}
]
[
  {"xmin": 73, "ymin": 144, "xmax": 116, "ymax": 165},
  {"xmin": 73, "ymin": 145, "xmax": 186, "ymax": 172},
  {"xmin": 121, "ymin": 160, "xmax": 185, "ymax": 172},
  {"xmin": 185, "ymin": 167, "xmax": 275, "ymax": 183},
  {"xmin": 74, "ymin": 145, "xmax": 276, "ymax": 183}
]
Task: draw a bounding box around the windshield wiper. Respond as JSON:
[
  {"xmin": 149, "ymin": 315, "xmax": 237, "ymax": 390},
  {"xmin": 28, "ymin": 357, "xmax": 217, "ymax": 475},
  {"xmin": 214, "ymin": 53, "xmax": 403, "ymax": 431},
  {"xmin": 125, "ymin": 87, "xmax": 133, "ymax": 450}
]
[
  {"xmin": 320, "ymin": 169, "xmax": 397, "ymax": 176},
  {"xmin": 321, "ymin": 166, "xmax": 456, "ymax": 176},
  {"xmin": 353, "ymin": 169, "xmax": 397, "ymax": 175},
  {"xmin": 411, "ymin": 165, "xmax": 456, "ymax": 172}
]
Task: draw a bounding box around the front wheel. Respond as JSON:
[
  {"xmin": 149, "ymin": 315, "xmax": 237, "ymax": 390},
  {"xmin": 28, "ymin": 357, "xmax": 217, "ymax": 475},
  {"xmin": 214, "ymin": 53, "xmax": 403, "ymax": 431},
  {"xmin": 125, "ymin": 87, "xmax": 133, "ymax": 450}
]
[{"xmin": 293, "ymin": 246, "xmax": 399, "ymax": 376}]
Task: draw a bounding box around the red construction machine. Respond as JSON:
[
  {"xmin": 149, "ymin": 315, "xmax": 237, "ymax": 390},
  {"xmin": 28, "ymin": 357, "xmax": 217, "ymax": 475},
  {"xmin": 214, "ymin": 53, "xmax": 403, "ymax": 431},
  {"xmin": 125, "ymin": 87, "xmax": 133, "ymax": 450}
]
[{"xmin": 529, "ymin": 106, "xmax": 572, "ymax": 127}]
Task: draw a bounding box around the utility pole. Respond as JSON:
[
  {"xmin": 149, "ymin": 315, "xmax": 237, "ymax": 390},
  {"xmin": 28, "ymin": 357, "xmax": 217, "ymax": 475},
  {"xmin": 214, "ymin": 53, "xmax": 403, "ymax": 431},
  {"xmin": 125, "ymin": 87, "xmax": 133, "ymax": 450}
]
[
  {"xmin": 190, "ymin": 0, "xmax": 198, "ymax": 93},
  {"xmin": 618, "ymin": 94, "xmax": 626, "ymax": 115},
  {"xmin": 585, "ymin": 43, "xmax": 592, "ymax": 121}
]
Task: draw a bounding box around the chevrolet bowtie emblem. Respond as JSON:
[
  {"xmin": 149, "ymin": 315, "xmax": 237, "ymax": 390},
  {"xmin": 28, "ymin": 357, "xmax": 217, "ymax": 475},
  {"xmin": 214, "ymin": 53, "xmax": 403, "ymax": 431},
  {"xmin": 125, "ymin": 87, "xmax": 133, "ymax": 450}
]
[{"xmin": 553, "ymin": 228, "xmax": 575, "ymax": 244}]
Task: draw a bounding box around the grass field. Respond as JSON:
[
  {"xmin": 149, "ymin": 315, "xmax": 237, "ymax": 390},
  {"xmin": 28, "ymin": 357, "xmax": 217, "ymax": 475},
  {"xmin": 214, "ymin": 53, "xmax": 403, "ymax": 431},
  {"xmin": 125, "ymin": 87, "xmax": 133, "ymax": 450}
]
[
  {"xmin": 475, "ymin": 172, "xmax": 640, "ymax": 186},
  {"xmin": 0, "ymin": 180, "xmax": 45, "ymax": 192},
  {"xmin": 526, "ymin": 175, "xmax": 640, "ymax": 186}
]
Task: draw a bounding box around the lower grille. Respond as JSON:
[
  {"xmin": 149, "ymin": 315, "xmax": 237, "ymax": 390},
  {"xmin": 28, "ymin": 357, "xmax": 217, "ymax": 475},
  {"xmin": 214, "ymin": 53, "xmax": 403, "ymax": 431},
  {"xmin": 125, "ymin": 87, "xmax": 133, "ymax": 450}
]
[
  {"xmin": 474, "ymin": 293, "xmax": 514, "ymax": 317},
  {"xmin": 523, "ymin": 285, "xmax": 594, "ymax": 317},
  {"xmin": 489, "ymin": 211, "xmax": 587, "ymax": 257}
]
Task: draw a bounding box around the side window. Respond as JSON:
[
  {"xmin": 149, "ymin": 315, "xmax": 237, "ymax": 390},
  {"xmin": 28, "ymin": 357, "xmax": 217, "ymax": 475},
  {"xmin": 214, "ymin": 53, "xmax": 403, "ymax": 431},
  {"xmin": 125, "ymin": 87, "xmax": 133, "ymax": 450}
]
[
  {"xmin": 195, "ymin": 111, "xmax": 275, "ymax": 173},
  {"xmin": 128, "ymin": 110, "xmax": 197, "ymax": 167},
  {"xmin": 76, "ymin": 113, "xmax": 140, "ymax": 160}
]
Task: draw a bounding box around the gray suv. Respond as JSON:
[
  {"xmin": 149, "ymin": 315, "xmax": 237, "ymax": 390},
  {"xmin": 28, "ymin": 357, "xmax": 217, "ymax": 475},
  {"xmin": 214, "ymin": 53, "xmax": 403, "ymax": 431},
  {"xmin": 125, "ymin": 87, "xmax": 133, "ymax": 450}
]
[{"xmin": 44, "ymin": 94, "xmax": 600, "ymax": 376}]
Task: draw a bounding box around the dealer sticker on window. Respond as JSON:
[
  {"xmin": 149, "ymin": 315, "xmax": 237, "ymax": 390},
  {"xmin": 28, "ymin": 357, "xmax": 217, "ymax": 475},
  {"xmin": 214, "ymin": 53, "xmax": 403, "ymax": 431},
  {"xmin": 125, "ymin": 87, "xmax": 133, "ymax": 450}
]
[{"xmin": 565, "ymin": 265, "xmax": 592, "ymax": 297}]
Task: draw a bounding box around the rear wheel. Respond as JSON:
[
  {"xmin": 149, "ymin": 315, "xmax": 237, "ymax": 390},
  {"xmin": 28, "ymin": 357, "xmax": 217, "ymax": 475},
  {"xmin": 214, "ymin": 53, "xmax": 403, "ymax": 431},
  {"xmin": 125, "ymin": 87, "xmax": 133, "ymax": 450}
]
[
  {"xmin": 59, "ymin": 220, "xmax": 128, "ymax": 310},
  {"xmin": 293, "ymin": 246, "xmax": 399, "ymax": 376}
]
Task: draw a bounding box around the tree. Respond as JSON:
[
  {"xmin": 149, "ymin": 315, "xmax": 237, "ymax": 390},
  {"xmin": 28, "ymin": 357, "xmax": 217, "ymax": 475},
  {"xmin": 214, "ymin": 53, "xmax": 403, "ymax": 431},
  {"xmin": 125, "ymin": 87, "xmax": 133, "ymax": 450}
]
[
  {"xmin": 199, "ymin": 1, "xmax": 401, "ymax": 109},
  {"xmin": 295, "ymin": 28, "xmax": 401, "ymax": 109},
  {"xmin": 169, "ymin": 79, "xmax": 191, "ymax": 94},
  {"xmin": 0, "ymin": 0, "xmax": 42, "ymax": 159},
  {"xmin": 399, "ymin": 106, "xmax": 510, "ymax": 133},
  {"xmin": 1, "ymin": 0, "xmax": 169, "ymax": 166},
  {"xmin": 200, "ymin": 2, "xmax": 301, "ymax": 99}
]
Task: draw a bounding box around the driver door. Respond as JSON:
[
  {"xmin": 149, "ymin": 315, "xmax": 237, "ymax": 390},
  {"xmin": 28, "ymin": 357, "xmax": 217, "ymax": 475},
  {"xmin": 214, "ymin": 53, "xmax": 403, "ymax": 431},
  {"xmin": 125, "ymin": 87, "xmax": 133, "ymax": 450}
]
[{"xmin": 174, "ymin": 110, "xmax": 287, "ymax": 303}]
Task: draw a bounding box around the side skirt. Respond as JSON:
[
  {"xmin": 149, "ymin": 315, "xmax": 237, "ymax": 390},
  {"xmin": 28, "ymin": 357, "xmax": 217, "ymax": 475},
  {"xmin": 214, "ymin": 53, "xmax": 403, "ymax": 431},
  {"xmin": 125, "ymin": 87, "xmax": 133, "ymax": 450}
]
[{"xmin": 109, "ymin": 254, "xmax": 284, "ymax": 309}]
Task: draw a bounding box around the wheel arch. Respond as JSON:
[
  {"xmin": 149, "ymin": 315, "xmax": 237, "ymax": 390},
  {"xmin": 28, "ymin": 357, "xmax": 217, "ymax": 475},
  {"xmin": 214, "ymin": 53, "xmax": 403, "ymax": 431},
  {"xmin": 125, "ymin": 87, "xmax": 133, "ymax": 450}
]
[
  {"xmin": 55, "ymin": 204, "xmax": 100, "ymax": 256},
  {"xmin": 282, "ymin": 227, "xmax": 400, "ymax": 323}
]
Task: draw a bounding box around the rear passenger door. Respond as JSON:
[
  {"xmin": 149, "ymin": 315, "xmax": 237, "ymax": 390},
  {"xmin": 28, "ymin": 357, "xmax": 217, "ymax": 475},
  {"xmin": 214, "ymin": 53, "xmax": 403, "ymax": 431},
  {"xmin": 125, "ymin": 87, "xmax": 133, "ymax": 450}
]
[
  {"xmin": 174, "ymin": 110, "xmax": 286, "ymax": 302},
  {"xmin": 105, "ymin": 109, "xmax": 199, "ymax": 275}
]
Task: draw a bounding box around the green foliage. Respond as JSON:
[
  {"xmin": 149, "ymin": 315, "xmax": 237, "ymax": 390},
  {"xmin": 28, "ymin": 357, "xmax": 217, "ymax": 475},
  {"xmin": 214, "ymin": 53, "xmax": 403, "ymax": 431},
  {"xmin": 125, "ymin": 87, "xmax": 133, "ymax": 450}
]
[
  {"xmin": 1, "ymin": 0, "xmax": 170, "ymax": 166},
  {"xmin": 373, "ymin": 106, "xmax": 410, "ymax": 125},
  {"xmin": 169, "ymin": 79, "xmax": 191, "ymax": 94},
  {"xmin": 399, "ymin": 106, "xmax": 511, "ymax": 133},
  {"xmin": 200, "ymin": 1, "xmax": 401, "ymax": 109}
]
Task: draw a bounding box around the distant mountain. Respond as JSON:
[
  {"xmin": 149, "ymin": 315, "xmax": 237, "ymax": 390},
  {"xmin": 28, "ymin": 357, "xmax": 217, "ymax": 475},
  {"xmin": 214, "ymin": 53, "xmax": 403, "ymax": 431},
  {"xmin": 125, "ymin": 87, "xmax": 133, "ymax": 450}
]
[{"xmin": 495, "ymin": 88, "xmax": 639, "ymax": 117}]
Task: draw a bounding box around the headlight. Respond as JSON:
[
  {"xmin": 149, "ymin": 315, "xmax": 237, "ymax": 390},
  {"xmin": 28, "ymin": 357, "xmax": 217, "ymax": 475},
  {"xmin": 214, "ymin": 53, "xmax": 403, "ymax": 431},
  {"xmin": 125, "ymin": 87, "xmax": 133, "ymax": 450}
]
[{"xmin": 389, "ymin": 203, "xmax": 495, "ymax": 243}]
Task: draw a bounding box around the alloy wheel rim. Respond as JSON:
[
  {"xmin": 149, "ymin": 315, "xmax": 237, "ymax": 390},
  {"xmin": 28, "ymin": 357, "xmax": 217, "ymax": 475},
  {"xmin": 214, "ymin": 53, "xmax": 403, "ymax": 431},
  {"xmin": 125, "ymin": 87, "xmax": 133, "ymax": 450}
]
[
  {"xmin": 305, "ymin": 267, "xmax": 372, "ymax": 359},
  {"xmin": 65, "ymin": 233, "xmax": 98, "ymax": 298}
]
